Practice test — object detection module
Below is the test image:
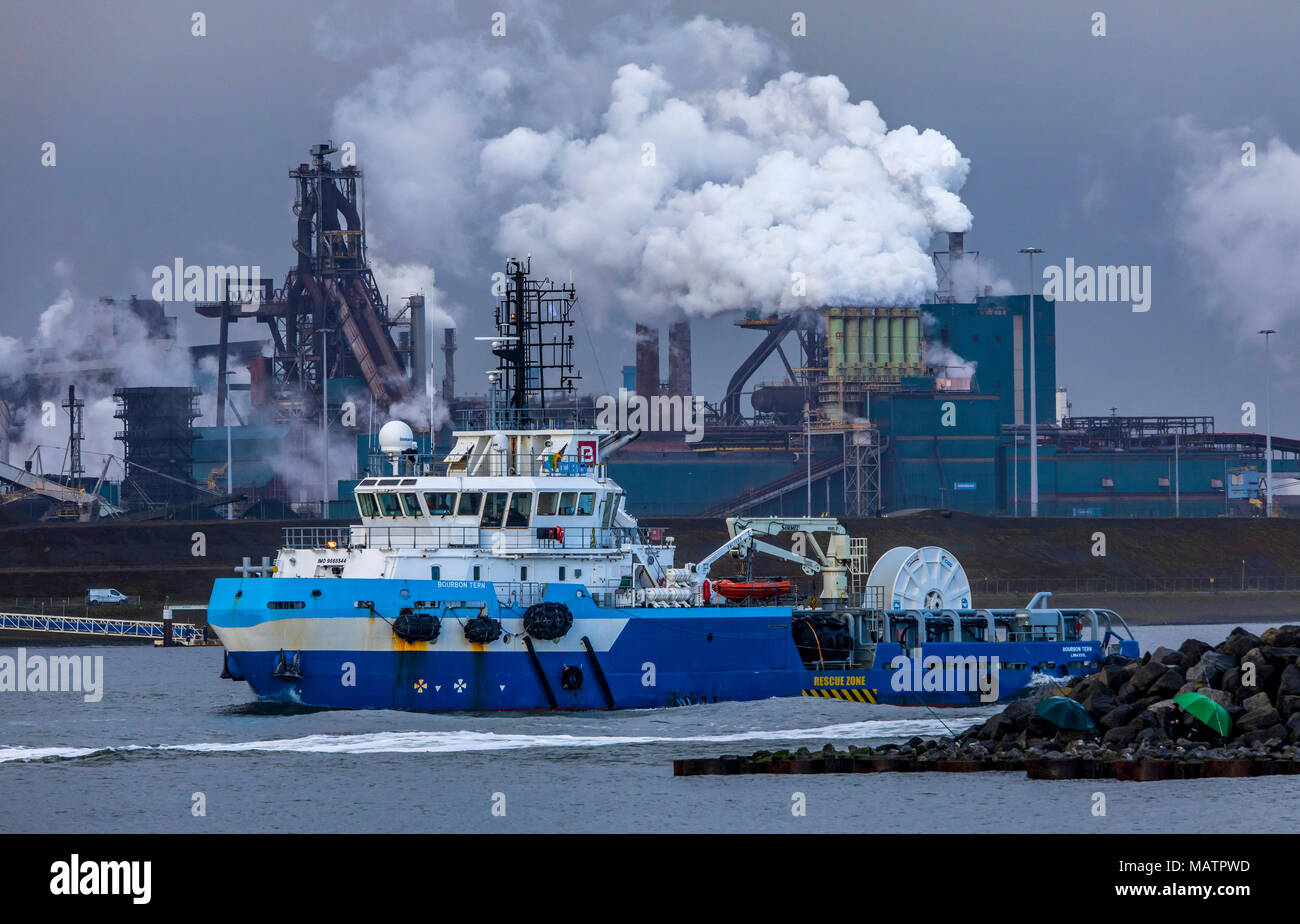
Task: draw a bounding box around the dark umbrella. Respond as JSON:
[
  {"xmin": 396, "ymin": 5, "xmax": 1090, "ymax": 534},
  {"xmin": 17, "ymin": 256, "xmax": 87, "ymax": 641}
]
[
  {"xmin": 1035, "ymin": 695, "xmax": 1097, "ymax": 731},
  {"xmin": 1034, "ymin": 696, "xmax": 1097, "ymax": 732}
]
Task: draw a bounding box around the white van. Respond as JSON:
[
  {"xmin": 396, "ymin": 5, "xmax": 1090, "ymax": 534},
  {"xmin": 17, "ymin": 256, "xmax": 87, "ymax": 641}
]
[{"xmin": 86, "ymin": 588, "xmax": 129, "ymax": 606}]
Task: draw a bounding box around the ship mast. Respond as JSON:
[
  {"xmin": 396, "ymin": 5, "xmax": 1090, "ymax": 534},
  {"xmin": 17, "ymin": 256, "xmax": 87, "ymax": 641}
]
[{"xmin": 489, "ymin": 258, "xmax": 581, "ymax": 422}]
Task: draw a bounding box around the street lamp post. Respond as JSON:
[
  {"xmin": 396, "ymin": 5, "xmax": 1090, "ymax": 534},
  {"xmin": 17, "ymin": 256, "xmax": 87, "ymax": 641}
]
[
  {"xmin": 1019, "ymin": 247, "xmax": 1044, "ymax": 517},
  {"xmin": 1260, "ymin": 329, "xmax": 1276, "ymax": 518},
  {"xmin": 1013, "ymin": 428, "xmax": 1019, "ymax": 517},
  {"xmin": 223, "ymin": 371, "xmax": 234, "ymax": 521},
  {"xmin": 804, "ymin": 402, "xmax": 812, "ymax": 517}
]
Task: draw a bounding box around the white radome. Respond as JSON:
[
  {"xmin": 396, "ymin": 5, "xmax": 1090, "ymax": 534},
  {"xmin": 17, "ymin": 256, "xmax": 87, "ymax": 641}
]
[{"xmin": 378, "ymin": 419, "xmax": 416, "ymax": 454}]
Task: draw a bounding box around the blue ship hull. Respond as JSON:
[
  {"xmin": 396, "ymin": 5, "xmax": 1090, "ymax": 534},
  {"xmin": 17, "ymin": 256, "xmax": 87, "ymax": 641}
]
[{"xmin": 209, "ymin": 577, "xmax": 1139, "ymax": 711}]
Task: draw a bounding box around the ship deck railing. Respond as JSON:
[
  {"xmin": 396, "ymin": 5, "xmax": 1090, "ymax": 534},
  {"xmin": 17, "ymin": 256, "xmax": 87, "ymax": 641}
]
[
  {"xmin": 478, "ymin": 583, "xmax": 623, "ymax": 609},
  {"xmin": 283, "ymin": 524, "xmax": 673, "ymax": 553},
  {"xmin": 853, "ymin": 605, "xmax": 1135, "ymax": 648},
  {"xmin": 366, "ymin": 451, "xmax": 609, "ymax": 479}
]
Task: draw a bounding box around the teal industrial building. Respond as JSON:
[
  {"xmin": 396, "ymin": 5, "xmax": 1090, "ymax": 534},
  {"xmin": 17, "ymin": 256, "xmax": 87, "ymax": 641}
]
[{"xmin": 188, "ymin": 292, "xmax": 1292, "ymax": 520}]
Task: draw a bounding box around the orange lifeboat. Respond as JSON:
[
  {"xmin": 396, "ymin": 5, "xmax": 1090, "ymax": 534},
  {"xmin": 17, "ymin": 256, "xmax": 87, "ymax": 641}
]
[{"xmin": 714, "ymin": 579, "xmax": 792, "ymax": 601}]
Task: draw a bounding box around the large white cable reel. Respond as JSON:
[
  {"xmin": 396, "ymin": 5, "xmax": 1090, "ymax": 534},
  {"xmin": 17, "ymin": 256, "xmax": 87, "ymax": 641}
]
[{"xmin": 866, "ymin": 546, "xmax": 972, "ymax": 612}]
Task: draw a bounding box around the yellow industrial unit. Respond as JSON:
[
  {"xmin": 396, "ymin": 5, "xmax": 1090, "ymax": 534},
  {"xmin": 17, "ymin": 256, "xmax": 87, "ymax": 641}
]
[
  {"xmin": 825, "ymin": 306, "xmax": 923, "ymax": 379},
  {"xmin": 821, "ymin": 306, "xmax": 924, "ymax": 417}
]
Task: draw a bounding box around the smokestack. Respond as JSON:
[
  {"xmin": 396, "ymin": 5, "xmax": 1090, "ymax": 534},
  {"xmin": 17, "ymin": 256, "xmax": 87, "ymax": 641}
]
[
  {"xmin": 248, "ymin": 356, "xmax": 272, "ymax": 406},
  {"xmin": 667, "ymin": 319, "xmax": 692, "ymax": 397},
  {"xmin": 441, "ymin": 328, "xmax": 456, "ymax": 401},
  {"xmin": 635, "ymin": 323, "xmax": 660, "ymax": 395},
  {"xmin": 408, "ymin": 295, "xmax": 427, "ymax": 398},
  {"xmin": 0, "ymin": 399, "xmax": 9, "ymax": 466},
  {"xmin": 948, "ymin": 231, "xmax": 964, "ymax": 265}
]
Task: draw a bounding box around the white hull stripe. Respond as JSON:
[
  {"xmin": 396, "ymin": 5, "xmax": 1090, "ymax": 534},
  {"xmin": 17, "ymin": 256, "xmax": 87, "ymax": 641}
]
[{"xmin": 214, "ymin": 615, "xmax": 629, "ymax": 653}]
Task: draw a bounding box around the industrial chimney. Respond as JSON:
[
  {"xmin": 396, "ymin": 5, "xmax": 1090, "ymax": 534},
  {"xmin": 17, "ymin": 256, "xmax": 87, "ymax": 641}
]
[
  {"xmin": 407, "ymin": 295, "xmax": 427, "ymax": 398},
  {"xmin": 441, "ymin": 328, "xmax": 456, "ymax": 401},
  {"xmin": 0, "ymin": 399, "xmax": 10, "ymax": 466},
  {"xmin": 635, "ymin": 323, "xmax": 660, "ymax": 396},
  {"xmin": 667, "ymin": 319, "xmax": 692, "ymax": 397},
  {"xmin": 948, "ymin": 231, "xmax": 965, "ymax": 265}
]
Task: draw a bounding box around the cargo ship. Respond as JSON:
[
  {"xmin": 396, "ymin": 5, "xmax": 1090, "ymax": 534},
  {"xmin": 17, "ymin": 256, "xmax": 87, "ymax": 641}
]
[{"xmin": 207, "ymin": 258, "xmax": 1137, "ymax": 711}]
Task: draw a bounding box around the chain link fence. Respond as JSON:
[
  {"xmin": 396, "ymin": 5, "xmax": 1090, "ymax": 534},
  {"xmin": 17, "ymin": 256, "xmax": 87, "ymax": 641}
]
[{"xmin": 971, "ymin": 575, "xmax": 1300, "ymax": 595}]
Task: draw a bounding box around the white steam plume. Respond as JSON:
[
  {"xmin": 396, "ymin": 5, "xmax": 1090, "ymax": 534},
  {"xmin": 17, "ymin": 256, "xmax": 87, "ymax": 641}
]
[
  {"xmin": 1172, "ymin": 118, "xmax": 1300, "ymax": 349},
  {"xmin": 330, "ymin": 12, "xmax": 972, "ymax": 325},
  {"xmin": 0, "ymin": 281, "xmax": 197, "ymax": 474}
]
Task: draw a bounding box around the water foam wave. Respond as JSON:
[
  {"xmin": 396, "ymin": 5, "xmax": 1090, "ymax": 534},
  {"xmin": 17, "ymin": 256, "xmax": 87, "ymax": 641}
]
[{"xmin": 0, "ymin": 717, "xmax": 978, "ymax": 763}]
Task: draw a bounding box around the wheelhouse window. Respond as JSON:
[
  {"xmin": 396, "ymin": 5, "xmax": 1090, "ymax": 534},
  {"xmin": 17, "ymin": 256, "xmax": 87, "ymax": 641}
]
[
  {"xmin": 357, "ymin": 493, "xmax": 379, "ymax": 517},
  {"xmin": 481, "ymin": 491, "xmax": 509, "ymax": 528},
  {"xmin": 600, "ymin": 493, "xmax": 618, "ymax": 529},
  {"xmin": 457, "ymin": 492, "xmax": 482, "ymax": 516},
  {"xmin": 506, "ymin": 492, "xmax": 532, "ymax": 528},
  {"xmin": 536, "ymin": 491, "xmax": 559, "ymax": 516},
  {"xmin": 576, "ymin": 492, "xmax": 596, "ymax": 516},
  {"xmin": 399, "ymin": 493, "xmax": 422, "ymax": 517},
  {"xmin": 558, "ymin": 491, "xmax": 577, "ymax": 516},
  {"xmin": 377, "ymin": 492, "xmax": 402, "ymax": 517},
  {"xmin": 424, "ymin": 492, "xmax": 456, "ymax": 516}
]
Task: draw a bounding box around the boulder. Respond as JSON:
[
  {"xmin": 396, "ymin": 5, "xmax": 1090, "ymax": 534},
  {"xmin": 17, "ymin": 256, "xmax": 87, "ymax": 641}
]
[
  {"xmin": 1131, "ymin": 659, "xmax": 1171, "ymax": 692},
  {"xmin": 1082, "ymin": 688, "xmax": 1119, "ymax": 717},
  {"xmin": 1103, "ymin": 723, "xmax": 1140, "ymax": 748},
  {"xmin": 1242, "ymin": 692, "xmax": 1273, "ymax": 713},
  {"xmin": 1217, "ymin": 628, "xmax": 1265, "ymax": 660},
  {"xmin": 1136, "ymin": 727, "xmax": 1170, "ymax": 746},
  {"xmin": 1287, "ymin": 713, "xmax": 1300, "ymax": 740},
  {"xmin": 1002, "ymin": 697, "xmax": 1039, "ymax": 724},
  {"xmin": 1263, "ymin": 646, "xmax": 1300, "ymax": 669},
  {"xmin": 1240, "ymin": 664, "xmax": 1277, "ymax": 699},
  {"xmin": 1260, "ymin": 625, "xmax": 1300, "ymax": 648},
  {"xmin": 1279, "ymin": 695, "xmax": 1300, "ymax": 721},
  {"xmin": 1116, "ymin": 681, "xmax": 1141, "ymax": 703},
  {"xmin": 1099, "ymin": 703, "xmax": 1142, "ymax": 729},
  {"xmin": 1243, "ymin": 725, "xmax": 1287, "ymax": 746},
  {"xmin": 1152, "ymin": 646, "xmax": 1183, "ymax": 666},
  {"xmin": 1197, "ymin": 650, "xmax": 1239, "ymax": 686},
  {"xmin": 1178, "ymin": 639, "xmax": 1212, "ymax": 671},
  {"xmin": 1067, "ymin": 676, "xmax": 1100, "ymax": 703},
  {"xmin": 1097, "ymin": 663, "xmax": 1137, "ymax": 691},
  {"xmin": 978, "ymin": 713, "xmax": 1016, "ymax": 740},
  {"xmin": 1026, "ymin": 716, "xmax": 1058, "ymax": 738},
  {"xmin": 1278, "ymin": 664, "xmax": 1300, "ymax": 698},
  {"xmin": 1236, "ymin": 707, "xmax": 1283, "ymax": 733},
  {"xmin": 1200, "ymin": 688, "xmax": 1233, "ymax": 709},
  {"xmin": 1149, "ymin": 668, "xmax": 1185, "ymax": 697}
]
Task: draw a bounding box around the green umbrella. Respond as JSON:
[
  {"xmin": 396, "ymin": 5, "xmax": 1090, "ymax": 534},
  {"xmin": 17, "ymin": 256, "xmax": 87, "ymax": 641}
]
[
  {"xmin": 1035, "ymin": 695, "xmax": 1097, "ymax": 730},
  {"xmin": 1174, "ymin": 692, "xmax": 1232, "ymax": 737}
]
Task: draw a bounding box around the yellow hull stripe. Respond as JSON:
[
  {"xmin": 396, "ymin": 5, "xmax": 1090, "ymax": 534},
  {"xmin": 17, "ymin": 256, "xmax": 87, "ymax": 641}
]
[{"xmin": 801, "ymin": 688, "xmax": 877, "ymax": 704}]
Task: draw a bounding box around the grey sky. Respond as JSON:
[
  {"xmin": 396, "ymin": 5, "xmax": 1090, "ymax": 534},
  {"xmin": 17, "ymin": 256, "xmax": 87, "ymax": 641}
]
[{"xmin": 4, "ymin": 0, "xmax": 1299, "ymax": 434}]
